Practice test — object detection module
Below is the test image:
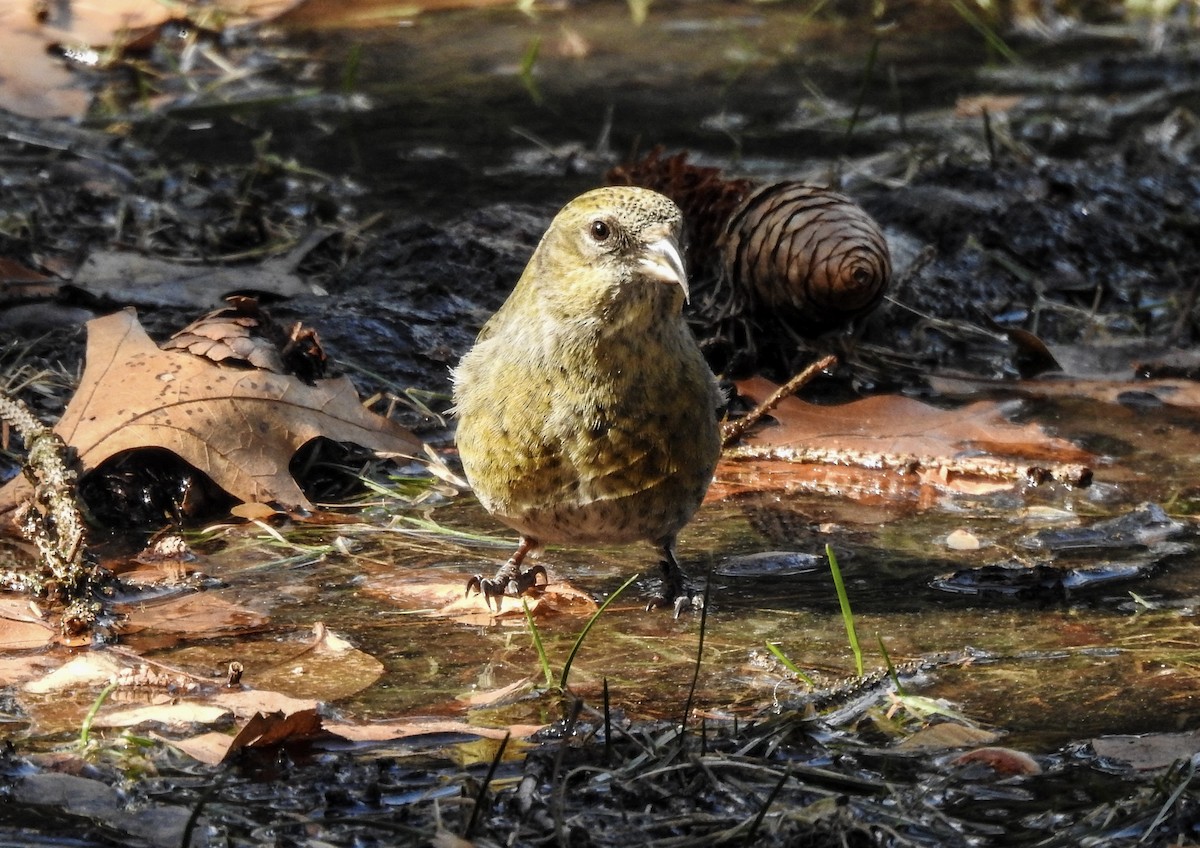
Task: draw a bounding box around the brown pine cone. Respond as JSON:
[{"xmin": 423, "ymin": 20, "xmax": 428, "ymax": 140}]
[{"xmin": 720, "ymin": 181, "xmax": 892, "ymax": 337}]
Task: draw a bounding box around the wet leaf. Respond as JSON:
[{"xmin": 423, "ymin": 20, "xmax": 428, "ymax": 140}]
[
  {"xmin": 161, "ymin": 731, "xmax": 238, "ymax": 766},
  {"xmin": 118, "ymin": 593, "xmax": 269, "ymax": 635},
  {"xmin": 1091, "ymin": 730, "xmax": 1200, "ymax": 771},
  {"xmin": 23, "ymin": 653, "xmax": 124, "ymax": 695},
  {"xmin": 93, "ymin": 702, "xmax": 231, "ymax": 730},
  {"xmin": 364, "ymin": 565, "xmax": 600, "ymax": 625},
  {"xmin": 213, "ymin": 690, "xmax": 320, "ymax": 719},
  {"xmin": 949, "ymin": 746, "xmax": 1043, "ymax": 775},
  {"xmin": 715, "ymin": 376, "xmax": 1094, "ymax": 501},
  {"xmin": 0, "ymin": 309, "xmax": 423, "ymax": 515},
  {"xmin": 249, "ymin": 623, "xmax": 384, "ymax": 702},
  {"xmin": 326, "ymin": 717, "xmax": 544, "ymax": 743},
  {"xmin": 897, "ymin": 722, "xmax": 999, "ymax": 751},
  {"xmin": 228, "ymin": 708, "xmax": 325, "ymax": 753},
  {"xmin": 72, "ymin": 250, "xmax": 322, "ymax": 310},
  {"xmin": 0, "ymin": 599, "xmax": 55, "ymax": 650}
]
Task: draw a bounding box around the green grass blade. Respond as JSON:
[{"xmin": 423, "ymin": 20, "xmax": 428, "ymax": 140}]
[
  {"xmin": 519, "ymin": 37, "xmax": 542, "ymax": 105},
  {"xmin": 826, "ymin": 544, "xmax": 863, "ymax": 676},
  {"xmin": 878, "ymin": 634, "xmax": 905, "ymax": 696},
  {"xmin": 765, "ymin": 641, "xmax": 816, "ymax": 686},
  {"xmin": 948, "ymin": 0, "xmax": 1021, "ymax": 64},
  {"xmin": 523, "ymin": 599, "xmax": 554, "ymax": 688},
  {"xmin": 558, "ymin": 572, "xmax": 639, "ymax": 690},
  {"xmin": 845, "ymin": 37, "xmax": 880, "ymax": 141},
  {"xmin": 79, "ymin": 682, "xmax": 117, "ymax": 747}
]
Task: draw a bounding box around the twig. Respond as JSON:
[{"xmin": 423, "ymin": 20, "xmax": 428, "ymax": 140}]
[{"xmin": 720, "ymin": 354, "xmax": 837, "ymax": 448}]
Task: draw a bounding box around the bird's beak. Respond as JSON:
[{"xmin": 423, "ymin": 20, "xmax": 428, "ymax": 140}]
[{"xmin": 639, "ymin": 235, "xmax": 691, "ymax": 303}]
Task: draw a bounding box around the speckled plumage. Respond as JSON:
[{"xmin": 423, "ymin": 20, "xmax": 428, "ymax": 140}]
[{"xmin": 452, "ymin": 186, "xmax": 722, "ymax": 612}]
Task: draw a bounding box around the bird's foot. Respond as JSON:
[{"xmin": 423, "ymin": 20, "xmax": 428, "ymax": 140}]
[
  {"xmin": 645, "ymin": 554, "xmax": 703, "ymax": 618},
  {"xmin": 646, "ymin": 590, "xmax": 704, "ymax": 618},
  {"xmin": 466, "ymin": 562, "xmax": 548, "ymax": 611}
]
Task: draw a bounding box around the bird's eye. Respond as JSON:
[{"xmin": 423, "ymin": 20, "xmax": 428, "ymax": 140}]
[{"xmin": 589, "ymin": 219, "xmax": 611, "ymax": 242}]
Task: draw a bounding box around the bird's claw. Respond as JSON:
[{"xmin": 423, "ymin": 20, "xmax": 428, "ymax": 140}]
[
  {"xmin": 646, "ymin": 590, "xmax": 704, "ymax": 619},
  {"xmin": 466, "ymin": 564, "xmax": 548, "ymax": 611}
]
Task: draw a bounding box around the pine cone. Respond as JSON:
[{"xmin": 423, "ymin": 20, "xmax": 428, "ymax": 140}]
[
  {"xmin": 720, "ymin": 182, "xmax": 891, "ymax": 337},
  {"xmin": 609, "ymin": 150, "xmax": 892, "ymax": 376}
]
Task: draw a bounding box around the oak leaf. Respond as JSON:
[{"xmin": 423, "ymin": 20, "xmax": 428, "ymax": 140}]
[{"xmin": 0, "ymin": 309, "xmax": 421, "ymax": 514}]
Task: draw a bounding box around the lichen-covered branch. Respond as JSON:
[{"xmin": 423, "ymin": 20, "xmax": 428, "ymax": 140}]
[{"xmin": 0, "ymin": 389, "xmax": 105, "ymax": 634}]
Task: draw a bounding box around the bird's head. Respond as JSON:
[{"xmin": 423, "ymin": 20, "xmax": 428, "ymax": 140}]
[{"xmin": 522, "ymin": 186, "xmax": 690, "ymax": 327}]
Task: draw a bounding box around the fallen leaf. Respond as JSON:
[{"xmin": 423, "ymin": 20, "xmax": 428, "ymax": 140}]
[
  {"xmin": 0, "ymin": 309, "xmax": 422, "ymax": 515},
  {"xmin": 93, "ymin": 702, "xmax": 231, "ymax": 729},
  {"xmin": 715, "ymin": 376, "xmax": 1094, "ymax": 502},
  {"xmin": 0, "ymin": 654, "xmax": 60, "ymax": 686},
  {"xmin": 896, "ymin": 722, "xmax": 999, "ymax": 752},
  {"xmin": 226, "ymin": 708, "xmax": 325, "ymax": 757},
  {"xmin": 326, "ymin": 716, "xmax": 545, "ymax": 743},
  {"xmin": 159, "ymin": 730, "xmax": 238, "ymax": 766},
  {"xmin": 949, "ymin": 746, "xmax": 1042, "ymax": 775},
  {"xmin": 72, "ymin": 250, "xmax": 322, "ymax": 310},
  {"xmin": 364, "ymin": 565, "xmax": 600, "ymax": 626},
  {"xmin": 462, "ymin": 677, "xmax": 535, "ymax": 708},
  {"xmin": 23, "ymin": 653, "xmax": 125, "ymax": 695},
  {"xmin": 248, "ymin": 623, "xmax": 384, "ymax": 702},
  {"xmin": 0, "ymin": 598, "xmax": 56, "ymax": 650},
  {"xmin": 213, "ymin": 688, "xmax": 320, "ymax": 717},
  {"xmin": 1091, "ymin": 729, "xmax": 1200, "ymax": 771},
  {"xmin": 118, "ymin": 593, "xmax": 269, "ymax": 635}
]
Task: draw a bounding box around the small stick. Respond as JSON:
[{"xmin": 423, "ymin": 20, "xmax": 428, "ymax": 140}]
[{"xmin": 720, "ymin": 354, "xmax": 837, "ymax": 448}]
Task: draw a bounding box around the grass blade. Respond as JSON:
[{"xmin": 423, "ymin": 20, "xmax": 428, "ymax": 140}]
[
  {"xmin": 765, "ymin": 641, "xmax": 816, "ymax": 686},
  {"xmin": 523, "ymin": 599, "xmax": 554, "ymax": 688},
  {"xmin": 558, "ymin": 572, "xmax": 640, "ymax": 690},
  {"xmin": 826, "ymin": 544, "xmax": 863, "ymax": 676}
]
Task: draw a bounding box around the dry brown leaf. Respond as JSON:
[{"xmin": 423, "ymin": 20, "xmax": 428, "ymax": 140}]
[
  {"xmin": 167, "ymin": 708, "xmax": 331, "ymax": 767},
  {"xmin": 0, "ymin": 598, "xmax": 56, "ymax": 651},
  {"xmin": 715, "ymin": 376, "xmax": 1094, "ymax": 501},
  {"xmin": 0, "ymin": 309, "xmax": 422, "ymax": 515},
  {"xmin": 159, "ymin": 730, "xmax": 238, "ymax": 766},
  {"xmin": 226, "ymin": 707, "xmax": 325, "ymax": 755}
]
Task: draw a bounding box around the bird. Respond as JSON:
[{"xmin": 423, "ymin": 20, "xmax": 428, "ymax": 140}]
[{"xmin": 452, "ymin": 186, "xmax": 723, "ymax": 615}]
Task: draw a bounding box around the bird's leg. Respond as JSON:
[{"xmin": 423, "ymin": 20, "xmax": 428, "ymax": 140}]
[
  {"xmin": 466, "ymin": 536, "xmax": 548, "ymax": 611},
  {"xmin": 647, "ymin": 538, "xmax": 703, "ymax": 618}
]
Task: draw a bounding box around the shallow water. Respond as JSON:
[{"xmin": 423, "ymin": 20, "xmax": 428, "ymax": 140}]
[
  {"xmin": 12, "ymin": 0, "xmax": 1200, "ymax": 760},
  {"xmin": 135, "ymin": 6, "xmax": 1200, "ymax": 753}
]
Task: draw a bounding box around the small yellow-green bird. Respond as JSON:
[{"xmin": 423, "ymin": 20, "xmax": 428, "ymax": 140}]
[{"xmin": 452, "ymin": 186, "xmax": 722, "ymax": 614}]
